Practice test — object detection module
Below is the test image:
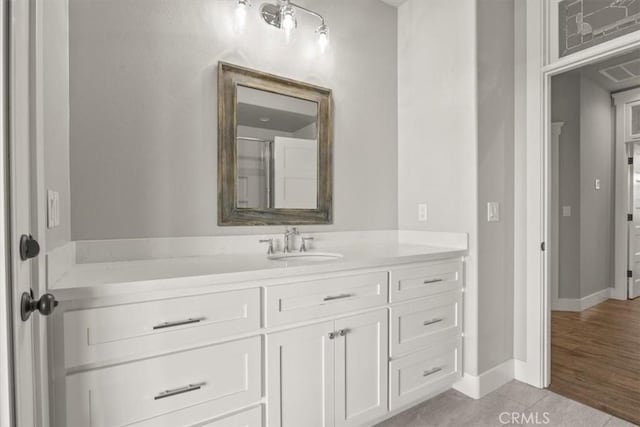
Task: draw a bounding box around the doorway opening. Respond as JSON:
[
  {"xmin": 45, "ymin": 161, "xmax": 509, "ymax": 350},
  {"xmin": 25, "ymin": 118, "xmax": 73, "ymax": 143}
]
[{"xmin": 549, "ymin": 48, "xmax": 640, "ymax": 425}]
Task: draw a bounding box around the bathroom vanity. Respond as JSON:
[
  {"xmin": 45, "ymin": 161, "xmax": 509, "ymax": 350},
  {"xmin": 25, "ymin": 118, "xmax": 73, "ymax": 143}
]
[{"xmin": 47, "ymin": 237, "xmax": 465, "ymax": 427}]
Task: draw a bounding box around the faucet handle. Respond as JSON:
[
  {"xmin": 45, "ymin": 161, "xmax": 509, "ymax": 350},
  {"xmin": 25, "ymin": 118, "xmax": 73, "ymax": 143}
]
[
  {"xmin": 259, "ymin": 238, "xmax": 275, "ymax": 255},
  {"xmin": 300, "ymin": 236, "xmax": 314, "ymax": 252}
]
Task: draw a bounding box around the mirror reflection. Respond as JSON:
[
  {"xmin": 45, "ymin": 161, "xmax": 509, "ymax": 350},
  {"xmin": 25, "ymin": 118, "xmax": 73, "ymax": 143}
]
[{"xmin": 236, "ymin": 86, "xmax": 319, "ymax": 210}]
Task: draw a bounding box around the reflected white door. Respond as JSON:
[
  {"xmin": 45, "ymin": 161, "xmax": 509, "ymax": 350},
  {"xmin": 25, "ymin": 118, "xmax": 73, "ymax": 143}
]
[
  {"xmin": 273, "ymin": 137, "xmax": 318, "ymax": 209},
  {"xmin": 629, "ymin": 143, "xmax": 640, "ymax": 299}
]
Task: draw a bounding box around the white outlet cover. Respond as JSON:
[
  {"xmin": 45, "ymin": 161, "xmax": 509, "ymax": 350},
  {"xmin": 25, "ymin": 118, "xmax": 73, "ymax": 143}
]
[
  {"xmin": 418, "ymin": 203, "xmax": 428, "ymax": 222},
  {"xmin": 594, "ymin": 179, "xmax": 601, "ymax": 190},
  {"xmin": 54, "ymin": 191, "xmax": 60, "ymax": 226},
  {"xmin": 47, "ymin": 190, "xmax": 60, "ymax": 228},
  {"xmin": 47, "ymin": 190, "xmax": 56, "ymax": 228},
  {"xmin": 487, "ymin": 202, "xmax": 500, "ymax": 222},
  {"xmin": 562, "ymin": 206, "xmax": 571, "ymax": 217}
]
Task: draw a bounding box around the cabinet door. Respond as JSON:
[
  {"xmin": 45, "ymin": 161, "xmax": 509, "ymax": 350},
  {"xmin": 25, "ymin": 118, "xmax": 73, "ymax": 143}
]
[
  {"xmin": 267, "ymin": 321, "xmax": 335, "ymax": 427},
  {"xmin": 334, "ymin": 310, "xmax": 388, "ymax": 427}
]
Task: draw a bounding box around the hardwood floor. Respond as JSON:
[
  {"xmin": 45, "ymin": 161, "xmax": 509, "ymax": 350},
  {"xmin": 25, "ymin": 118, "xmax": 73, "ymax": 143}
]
[{"xmin": 550, "ymin": 298, "xmax": 640, "ymax": 425}]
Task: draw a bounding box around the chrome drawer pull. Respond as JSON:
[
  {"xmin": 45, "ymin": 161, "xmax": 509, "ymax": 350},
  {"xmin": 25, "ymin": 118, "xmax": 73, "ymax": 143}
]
[
  {"xmin": 154, "ymin": 382, "xmax": 206, "ymax": 400},
  {"xmin": 152, "ymin": 317, "xmax": 204, "ymax": 330},
  {"xmin": 423, "ymin": 367, "xmax": 442, "ymax": 377},
  {"xmin": 423, "ymin": 278, "xmax": 444, "ymax": 285},
  {"xmin": 423, "ymin": 318, "xmax": 444, "ymax": 327},
  {"xmin": 323, "ymin": 293, "xmax": 353, "ymax": 302}
]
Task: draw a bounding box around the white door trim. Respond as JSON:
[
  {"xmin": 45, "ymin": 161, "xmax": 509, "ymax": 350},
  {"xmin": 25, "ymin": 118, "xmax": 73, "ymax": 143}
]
[
  {"xmin": 0, "ymin": 0, "xmax": 15, "ymax": 424},
  {"xmin": 522, "ymin": 0, "xmax": 640, "ymax": 388},
  {"xmin": 613, "ymin": 88, "xmax": 640, "ymax": 300},
  {"xmin": 550, "ymin": 122, "xmax": 563, "ymax": 311},
  {"xmin": 6, "ymin": 0, "xmax": 51, "ymax": 424}
]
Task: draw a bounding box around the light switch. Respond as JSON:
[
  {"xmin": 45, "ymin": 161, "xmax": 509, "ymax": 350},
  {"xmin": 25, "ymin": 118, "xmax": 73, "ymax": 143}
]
[
  {"xmin": 47, "ymin": 190, "xmax": 59, "ymax": 229},
  {"xmin": 487, "ymin": 202, "xmax": 500, "ymax": 222},
  {"xmin": 594, "ymin": 179, "xmax": 601, "ymax": 190},
  {"xmin": 562, "ymin": 206, "xmax": 571, "ymax": 217},
  {"xmin": 418, "ymin": 203, "xmax": 428, "ymax": 222}
]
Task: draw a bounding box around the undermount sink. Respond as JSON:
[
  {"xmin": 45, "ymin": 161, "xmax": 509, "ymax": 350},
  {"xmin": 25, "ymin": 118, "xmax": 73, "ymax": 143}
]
[{"xmin": 268, "ymin": 252, "xmax": 343, "ymax": 262}]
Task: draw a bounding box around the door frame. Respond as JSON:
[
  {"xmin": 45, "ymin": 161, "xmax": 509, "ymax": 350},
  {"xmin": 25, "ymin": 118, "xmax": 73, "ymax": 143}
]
[
  {"xmin": 4, "ymin": 0, "xmax": 51, "ymax": 424},
  {"xmin": 613, "ymin": 88, "xmax": 640, "ymax": 300},
  {"xmin": 1, "ymin": 0, "xmax": 15, "ymax": 425},
  {"xmin": 523, "ymin": 0, "xmax": 640, "ymax": 388}
]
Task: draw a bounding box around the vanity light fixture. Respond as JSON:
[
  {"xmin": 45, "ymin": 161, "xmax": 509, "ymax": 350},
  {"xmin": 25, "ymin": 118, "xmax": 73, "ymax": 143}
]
[
  {"xmin": 235, "ymin": 0, "xmax": 250, "ymax": 31},
  {"xmin": 238, "ymin": 0, "xmax": 329, "ymax": 50},
  {"xmin": 280, "ymin": 3, "xmax": 297, "ymax": 37}
]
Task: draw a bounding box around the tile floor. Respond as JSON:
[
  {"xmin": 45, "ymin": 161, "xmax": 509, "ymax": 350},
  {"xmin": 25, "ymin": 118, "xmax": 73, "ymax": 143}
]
[{"xmin": 375, "ymin": 381, "xmax": 637, "ymax": 427}]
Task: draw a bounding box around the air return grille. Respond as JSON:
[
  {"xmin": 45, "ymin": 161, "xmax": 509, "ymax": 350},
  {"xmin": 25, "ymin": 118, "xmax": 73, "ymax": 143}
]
[{"xmin": 600, "ymin": 58, "xmax": 640, "ymax": 83}]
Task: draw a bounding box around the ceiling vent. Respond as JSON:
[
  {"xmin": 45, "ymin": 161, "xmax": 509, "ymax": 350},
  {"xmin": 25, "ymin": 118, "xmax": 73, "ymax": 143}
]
[{"xmin": 600, "ymin": 58, "xmax": 640, "ymax": 83}]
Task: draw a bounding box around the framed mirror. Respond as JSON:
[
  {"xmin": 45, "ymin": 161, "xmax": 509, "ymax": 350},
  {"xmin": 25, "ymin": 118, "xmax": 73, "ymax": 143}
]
[{"xmin": 218, "ymin": 62, "xmax": 333, "ymax": 225}]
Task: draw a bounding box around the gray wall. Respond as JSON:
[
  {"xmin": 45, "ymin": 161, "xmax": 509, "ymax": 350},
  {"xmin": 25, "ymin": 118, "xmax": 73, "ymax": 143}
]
[
  {"xmin": 69, "ymin": 0, "xmax": 398, "ymax": 240},
  {"xmin": 476, "ymin": 0, "xmax": 515, "ymax": 373},
  {"xmin": 513, "ymin": 0, "xmax": 527, "ymax": 361},
  {"xmin": 551, "ymin": 72, "xmax": 614, "ymax": 299},
  {"xmin": 398, "ymin": 0, "xmax": 479, "ymax": 375},
  {"xmin": 579, "ymin": 76, "xmax": 614, "ymax": 297},
  {"xmin": 43, "ymin": 0, "xmax": 71, "ymax": 250},
  {"xmin": 552, "ymin": 73, "xmax": 582, "ymax": 299}
]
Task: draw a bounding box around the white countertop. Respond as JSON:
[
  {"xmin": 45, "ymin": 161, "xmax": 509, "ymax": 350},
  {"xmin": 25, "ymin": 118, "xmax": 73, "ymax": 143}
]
[{"xmin": 50, "ymin": 242, "xmax": 466, "ymax": 301}]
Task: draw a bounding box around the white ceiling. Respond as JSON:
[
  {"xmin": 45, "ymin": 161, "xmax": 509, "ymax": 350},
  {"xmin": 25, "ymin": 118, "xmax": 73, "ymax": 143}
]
[
  {"xmin": 379, "ymin": 0, "xmax": 408, "ymax": 7},
  {"xmin": 580, "ymin": 49, "xmax": 640, "ymax": 93}
]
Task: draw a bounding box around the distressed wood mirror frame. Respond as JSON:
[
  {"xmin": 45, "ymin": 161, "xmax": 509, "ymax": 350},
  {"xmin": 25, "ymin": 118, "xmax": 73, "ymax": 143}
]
[{"xmin": 218, "ymin": 62, "xmax": 333, "ymax": 226}]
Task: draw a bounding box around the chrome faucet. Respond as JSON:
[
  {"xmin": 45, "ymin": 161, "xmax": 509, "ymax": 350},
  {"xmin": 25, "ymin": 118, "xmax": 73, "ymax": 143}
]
[{"xmin": 283, "ymin": 227, "xmax": 300, "ymax": 253}]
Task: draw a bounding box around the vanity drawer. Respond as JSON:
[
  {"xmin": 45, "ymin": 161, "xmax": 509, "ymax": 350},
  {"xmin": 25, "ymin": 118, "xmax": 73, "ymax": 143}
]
[
  {"xmin": 199, "ymin": 406, "xmax": 262, "ymax": 427},
  {"xmin": 66, "ymin": 337, "xmax": 262, "ymax": 427},
  {"xmin": 390, "ymin": 291, "xmax": 462, "ymax": 356},
  {"xmin": 133, "ymin": 404, "xmax": 263, "ymax": 427},
  {"xmin": 265, "ymin": 272, "xmax": 388, "ymax": 326},
  {"xmin": 389, "ymin": 337, "xmax": 462, "ymax": 411},
  {"xmin": 63, "ymin": 288, "xmax": 260, "ymax": 368},
  {"xmin": 390, "ymin": 260, "xmax": 463, "ymax": 303}
]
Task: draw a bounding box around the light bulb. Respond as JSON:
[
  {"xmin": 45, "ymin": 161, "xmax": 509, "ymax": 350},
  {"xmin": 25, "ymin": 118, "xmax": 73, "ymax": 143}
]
[
  {"xmin": 281, "ymin": 5, "xmax": 296, "ymax": 35},
  {"xmin": 235, "ymin": 0, "xmax": 250, "ymax": 31},
  {"xmin": 317, "ymin": 24, "xmax": 329, "ymax": 52}
]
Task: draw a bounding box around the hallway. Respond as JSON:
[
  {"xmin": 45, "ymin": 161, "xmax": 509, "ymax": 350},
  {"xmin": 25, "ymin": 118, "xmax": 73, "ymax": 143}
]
[{"xmin": 551, "ymin": 298, "xmax": 640, "ymax": 425}]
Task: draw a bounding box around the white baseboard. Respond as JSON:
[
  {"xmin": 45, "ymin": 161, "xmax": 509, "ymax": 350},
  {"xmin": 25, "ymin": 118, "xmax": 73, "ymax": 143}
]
[
  {"xmin": 453, "ymin": 359, "xmax": 514, "ymax": 399},
  {"xmin": 552, "ymin": 288, "xmax": 611, "ymax": 312},
  {"xmin": 609, "ymin": 286, "xmax": 627, "ymax": 301}
]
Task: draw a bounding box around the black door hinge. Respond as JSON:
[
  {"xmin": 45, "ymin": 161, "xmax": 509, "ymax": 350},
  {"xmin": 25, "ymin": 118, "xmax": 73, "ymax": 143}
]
[
  {"xmin": 629, "ymin": 157, "xmax": 634, "ymax": 165},
  {"xmin": 629, "ymin": 214, "xmax": 634, "ymax": 221},
  {"xmin": 628, "ymin": 270, "xmax": 633, "ymax": 278},
  {"xmin": 541, "ymin": 242, "xmax": 546, "ymax": 251}
]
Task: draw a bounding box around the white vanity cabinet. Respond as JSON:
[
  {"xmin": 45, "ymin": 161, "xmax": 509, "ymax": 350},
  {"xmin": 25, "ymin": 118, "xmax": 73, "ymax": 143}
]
[
  {"xmin": 267, "ymin": 310, "xmax": 388, "ymax": 427},
  {"xmin": 51, "ymin": 256, "xmax": 465, "ymax": 427}
]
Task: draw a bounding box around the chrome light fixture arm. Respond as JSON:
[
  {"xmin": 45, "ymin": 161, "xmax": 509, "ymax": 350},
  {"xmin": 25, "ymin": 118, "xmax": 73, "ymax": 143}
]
[
  {"xmin": 288, "ymin": 1, "xmax": 326, "ymax": 27},
  {"xmin": 257, "ymin": 0, "xmax": 329, "ymax": 45}
]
